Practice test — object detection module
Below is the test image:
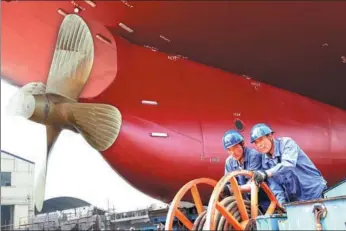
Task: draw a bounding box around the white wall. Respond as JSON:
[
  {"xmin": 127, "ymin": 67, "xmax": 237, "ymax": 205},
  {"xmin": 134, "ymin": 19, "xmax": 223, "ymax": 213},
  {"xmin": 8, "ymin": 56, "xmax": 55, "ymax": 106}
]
[
  {"xmin": 1, "ymin": 152, "xmax": 35, "ymax": 228},
  {"xmin": 14, "ymin": 205, "xmax": 30, "ymax": 226}
]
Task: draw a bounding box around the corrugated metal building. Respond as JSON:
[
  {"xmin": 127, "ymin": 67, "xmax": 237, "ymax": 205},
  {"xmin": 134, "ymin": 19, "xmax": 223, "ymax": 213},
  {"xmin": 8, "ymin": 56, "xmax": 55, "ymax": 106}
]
[{"xmin": 1, "ymin": 150, "xmax": 35, "ymax": 229}]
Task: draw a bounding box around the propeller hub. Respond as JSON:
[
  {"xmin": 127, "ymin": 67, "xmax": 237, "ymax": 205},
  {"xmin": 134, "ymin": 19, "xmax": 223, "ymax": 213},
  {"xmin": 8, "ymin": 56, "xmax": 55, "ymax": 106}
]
[{"xmin": 6, "ymin": 92, "xmax": 36, "ymax": 118}]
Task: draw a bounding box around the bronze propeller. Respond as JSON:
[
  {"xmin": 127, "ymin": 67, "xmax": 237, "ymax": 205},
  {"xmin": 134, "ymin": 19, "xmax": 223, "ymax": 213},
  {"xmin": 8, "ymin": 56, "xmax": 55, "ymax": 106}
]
[{"xmin": 6, "ymin": 14, "xmax": 122, "ymax": 212}]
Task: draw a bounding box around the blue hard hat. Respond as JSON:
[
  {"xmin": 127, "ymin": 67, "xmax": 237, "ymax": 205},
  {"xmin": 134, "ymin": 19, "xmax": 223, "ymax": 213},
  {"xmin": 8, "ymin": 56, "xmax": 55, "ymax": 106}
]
[
  {"xmin": 222, "ymin": 130, "xmax": 244, "ymax": 150},
  {"xmin": 250, "ymin": 123, "xmax": 274, "ymax": 143}
]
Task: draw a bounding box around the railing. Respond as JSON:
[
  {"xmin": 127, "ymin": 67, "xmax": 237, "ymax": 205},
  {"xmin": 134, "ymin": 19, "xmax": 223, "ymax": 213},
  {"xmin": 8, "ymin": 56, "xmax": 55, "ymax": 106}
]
[
  {"xmin": 0, "ymin": 224, "xmax": 14, "ymax": 231},
  {"xmin": 8, "ymin": 204, "xmax": 171, "ymax": 230},
  {"xmin": 15, "ymin": 212, "xmax": 103, "ymax": 231},
  {"xmin": 112, "ymin": 209, "xmax": 149, "ymax": 221}
]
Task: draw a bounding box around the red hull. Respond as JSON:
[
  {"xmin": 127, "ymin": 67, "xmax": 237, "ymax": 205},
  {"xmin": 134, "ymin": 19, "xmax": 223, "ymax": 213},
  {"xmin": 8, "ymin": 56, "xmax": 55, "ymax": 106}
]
[{"xmin": 2, "ymin": 1, "xmax": 346, "ymax": 204}]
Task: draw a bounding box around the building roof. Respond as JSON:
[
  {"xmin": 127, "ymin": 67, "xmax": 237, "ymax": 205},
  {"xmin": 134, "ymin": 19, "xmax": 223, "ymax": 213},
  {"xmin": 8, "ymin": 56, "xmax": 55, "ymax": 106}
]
[
  {"xmin": 1, "ymin": 150, "xmax": 35, "ymax": 164},
  {"xmin": 35, "ymin": 196, "xmax": 92, "ymax": 215}
]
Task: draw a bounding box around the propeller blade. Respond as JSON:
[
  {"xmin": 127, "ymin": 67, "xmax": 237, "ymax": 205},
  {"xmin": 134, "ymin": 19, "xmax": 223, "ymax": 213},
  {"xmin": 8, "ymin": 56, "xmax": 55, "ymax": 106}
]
[
  {"xmin": 34, "ymin": 125, "xmax": 61, "ymax": 212},
  {"xmin": 45, "ymin": 14, "xmax": 94, "ymax": 101},
  {"xmin": 59, "ymin": 103, "xmax": 122, "ymax": 151}
]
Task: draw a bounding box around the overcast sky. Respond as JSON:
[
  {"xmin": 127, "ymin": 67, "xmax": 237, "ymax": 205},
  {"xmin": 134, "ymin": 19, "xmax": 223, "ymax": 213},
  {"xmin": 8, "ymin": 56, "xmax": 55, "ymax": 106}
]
[{"xmin": 1, "ymin": 79, "xmax": 165, "ymax": 212}]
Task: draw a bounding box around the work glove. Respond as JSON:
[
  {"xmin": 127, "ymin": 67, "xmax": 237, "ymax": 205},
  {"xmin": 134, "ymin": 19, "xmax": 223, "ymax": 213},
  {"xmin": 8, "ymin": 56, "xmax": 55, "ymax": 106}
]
[{"xmin": 253, "ymin": 171, "xmax": 268, "ymax": 185}]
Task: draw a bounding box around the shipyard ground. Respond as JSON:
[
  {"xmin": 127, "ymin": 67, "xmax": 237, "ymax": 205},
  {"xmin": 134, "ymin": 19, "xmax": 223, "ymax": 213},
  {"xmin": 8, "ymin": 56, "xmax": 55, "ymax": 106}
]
[{"xmin": 1, "ymin": 178, "xmax": 345, "ymax": 231}]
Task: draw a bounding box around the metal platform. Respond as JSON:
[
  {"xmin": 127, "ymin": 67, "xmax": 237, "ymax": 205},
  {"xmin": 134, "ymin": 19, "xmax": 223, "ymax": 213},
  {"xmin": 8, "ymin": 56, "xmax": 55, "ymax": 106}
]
[
  {"xmin": 323, "ymin": 178, "xmax": 346, "ymax": 198},
  {"xmin": 281, "ymin": 196, "xmax": 346, "ymax": 230},
  {"xmin": 256, "ymin": 178, "xmax": 346, "ymax": 231}
]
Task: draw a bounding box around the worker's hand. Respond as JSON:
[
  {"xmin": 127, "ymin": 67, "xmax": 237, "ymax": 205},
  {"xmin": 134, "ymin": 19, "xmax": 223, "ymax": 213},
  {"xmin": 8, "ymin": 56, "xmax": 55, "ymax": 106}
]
[
  {"xmin": 278, "ymin": 203, "xmax": 286, "ymax": 213},
  {"xmin": 253, "ymin": 171, "xmax": 267, "ymax": 185}
]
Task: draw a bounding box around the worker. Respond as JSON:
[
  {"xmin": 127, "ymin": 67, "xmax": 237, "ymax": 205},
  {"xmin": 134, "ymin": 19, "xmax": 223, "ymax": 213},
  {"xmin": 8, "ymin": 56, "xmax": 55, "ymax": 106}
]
[
  {"xmin": 249, "ymin": 123, "xmax": 327, "ymax": 204},
  {"xmin": 222, "ymin": 130, "xmax": 270, "ymax": 211}
]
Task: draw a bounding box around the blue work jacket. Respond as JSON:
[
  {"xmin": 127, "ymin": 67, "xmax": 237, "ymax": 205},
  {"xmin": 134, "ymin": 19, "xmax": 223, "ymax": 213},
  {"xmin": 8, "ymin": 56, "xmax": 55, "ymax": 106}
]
[{"xmin": 262, "ymin": 137, "xmax": 327, "ymax": 203}]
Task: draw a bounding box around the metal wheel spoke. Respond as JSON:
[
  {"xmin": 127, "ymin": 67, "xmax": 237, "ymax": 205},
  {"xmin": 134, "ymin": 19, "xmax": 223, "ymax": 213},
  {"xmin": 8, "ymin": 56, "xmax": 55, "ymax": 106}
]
[
  {"xmin": 250, "ymin": 181, "xmax": 259, "ymax": 219},
  {"xmin": 191, "ymin": 185, "xmax": 205, "ymax": 215},
  {"xmin": 175, "ymin": 209, "xmax": 194, "ymax": 230},
  {"xmin": 261, "ymin": 182, "xmax": 279, "ymax": 215},
  {"xmin": 215, "ymin": 202, "xmax": 244, "ymax": 230},
  {"xmin": 229, "ymin": 176, "xmax": 249, "ymax": 221}
]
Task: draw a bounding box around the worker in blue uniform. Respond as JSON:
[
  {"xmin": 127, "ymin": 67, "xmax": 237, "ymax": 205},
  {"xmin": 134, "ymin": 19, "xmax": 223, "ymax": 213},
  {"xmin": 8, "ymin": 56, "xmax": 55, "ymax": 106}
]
[
  {"xmin": 249, "ymin": 123, "xmax": 327, "ymax": 204},
  {"xmin": 222, "ymin": 130, "xmax": 271, "ymax": 211}
]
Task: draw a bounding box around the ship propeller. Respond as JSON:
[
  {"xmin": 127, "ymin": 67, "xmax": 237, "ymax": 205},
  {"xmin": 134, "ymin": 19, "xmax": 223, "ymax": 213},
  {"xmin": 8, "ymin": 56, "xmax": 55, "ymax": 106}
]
[{"xmin": 5, "ymin": 14, "xmax": 122, "ymax": 213}]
